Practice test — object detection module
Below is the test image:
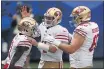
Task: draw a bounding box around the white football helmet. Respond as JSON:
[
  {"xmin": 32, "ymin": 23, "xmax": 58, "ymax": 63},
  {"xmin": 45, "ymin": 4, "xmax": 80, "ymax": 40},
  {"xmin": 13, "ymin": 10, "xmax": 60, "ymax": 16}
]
[
  {"xmin": 18, "ymin": 17, "xmax": 40, "ymax": 38},
  {"xmin": 70, "ymin": 6, "xmax": 91, "ymax": 25},
  {"xmin": 43, "ymin": 7, "xmax": 62, "ymax": 27}
]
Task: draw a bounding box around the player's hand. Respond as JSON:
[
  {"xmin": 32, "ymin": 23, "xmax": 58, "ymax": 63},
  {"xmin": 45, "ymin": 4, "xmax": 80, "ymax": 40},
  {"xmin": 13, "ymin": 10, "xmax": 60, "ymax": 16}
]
[
  {"xmin": 2, "ymin": 60, "xmax": 6, "ymax": 65},
  {"xmin": 27, "ymin": 37, "xmax": 38, "ymax": 46},
  {"xmin": 49, "ymin": 45, "xmax": 58, "ymax": 53},
  {"xmin": 20, "ymin": 6, "xmax": 31, "ymax": 18},
  {"xmin": 43, "ymin": 35, "xmax": 55, "ymax": 44},
  {"xmin": 43, "ymin": 35, "xmax": 61, "ymax": 46}
]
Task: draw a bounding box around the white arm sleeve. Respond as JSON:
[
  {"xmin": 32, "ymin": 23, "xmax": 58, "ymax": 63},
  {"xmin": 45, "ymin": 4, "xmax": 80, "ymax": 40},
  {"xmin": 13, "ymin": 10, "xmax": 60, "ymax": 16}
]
[{"xmin": 37, "ymin": 42, "xmax": 49, "ymax": 51}]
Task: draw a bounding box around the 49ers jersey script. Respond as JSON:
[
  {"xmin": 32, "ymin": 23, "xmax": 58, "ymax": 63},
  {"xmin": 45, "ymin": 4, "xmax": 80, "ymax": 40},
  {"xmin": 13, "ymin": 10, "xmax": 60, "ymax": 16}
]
[
  {"xmin": 70, "ymin": 22, "xmax": 99, "ymax": 68},
  {"xmin": 6, "ymin": 34, "xmax": 32, "ymax": 67},
  {"xmin": 39, "ymin": 22, "xmax": 72, "ymax": 62}
]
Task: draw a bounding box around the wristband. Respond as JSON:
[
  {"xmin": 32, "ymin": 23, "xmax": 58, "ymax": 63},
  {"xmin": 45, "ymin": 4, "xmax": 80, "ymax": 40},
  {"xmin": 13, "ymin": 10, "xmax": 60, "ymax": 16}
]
[{"xmin": 37, "ymin": 42, "xmax": 49, "ymax": 51}]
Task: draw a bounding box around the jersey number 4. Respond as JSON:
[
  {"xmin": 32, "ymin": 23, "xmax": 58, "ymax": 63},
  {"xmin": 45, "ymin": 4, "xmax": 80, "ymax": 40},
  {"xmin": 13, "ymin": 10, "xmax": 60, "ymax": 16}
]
[{"xmin": 89, "ymin": 34, "xmax": 99, "ymax": 52}]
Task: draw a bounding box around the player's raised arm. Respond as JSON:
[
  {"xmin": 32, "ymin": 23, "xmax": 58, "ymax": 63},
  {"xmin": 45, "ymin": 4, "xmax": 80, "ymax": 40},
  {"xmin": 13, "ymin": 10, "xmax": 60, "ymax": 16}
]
[{"xmin": 20, "ymin": 6, "xmax": 31, "ymax": 18}]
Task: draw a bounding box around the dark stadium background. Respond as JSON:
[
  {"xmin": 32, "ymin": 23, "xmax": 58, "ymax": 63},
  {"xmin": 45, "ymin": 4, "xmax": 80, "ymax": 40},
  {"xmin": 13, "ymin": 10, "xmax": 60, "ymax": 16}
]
[{"xmin": 1, "ymin": 1, "xmax": 104, "ymax": 68}]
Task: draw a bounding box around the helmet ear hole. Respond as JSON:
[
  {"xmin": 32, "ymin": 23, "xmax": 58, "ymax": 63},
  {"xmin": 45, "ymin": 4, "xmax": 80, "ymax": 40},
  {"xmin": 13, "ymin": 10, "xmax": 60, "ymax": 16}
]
[
  {"xmin": 31, "ymin": 29, "xmax": 33, "ymax": 32},
  {"xmin": 80, "ymin": 17, "xmax": 83, "ymax": 19}
]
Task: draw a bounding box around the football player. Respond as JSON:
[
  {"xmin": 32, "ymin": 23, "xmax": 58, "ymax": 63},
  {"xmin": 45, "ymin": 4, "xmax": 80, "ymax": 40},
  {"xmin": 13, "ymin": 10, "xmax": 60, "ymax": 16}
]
[
  {"xmin": 37, "ymin": 7, "xmax": 72, "ymax": 68},
  {"xmin": 21, "ymin": 6, "xmax": 72, "ymax": 68},
  {"xmin": 31, "ymin": 6, "xmax": 99, "ymax": 69},
  {"xmin": 3, "ymin": 17, "xmax": 40, "ymax": 69}
]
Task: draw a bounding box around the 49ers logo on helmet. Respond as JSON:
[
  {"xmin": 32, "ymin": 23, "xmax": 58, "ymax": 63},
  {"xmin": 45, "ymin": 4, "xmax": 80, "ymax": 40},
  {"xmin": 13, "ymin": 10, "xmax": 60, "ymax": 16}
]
[
  {"xmin": 54, "ymin": 11, "xmax": 61, "ymax": 17},
  {"xmin": 22, "ymin": 21, "xmax": 30, "ymax": 27},
  {"xmin": 75, "ymin": 8, "xmax": 86, "ymax": 14}
]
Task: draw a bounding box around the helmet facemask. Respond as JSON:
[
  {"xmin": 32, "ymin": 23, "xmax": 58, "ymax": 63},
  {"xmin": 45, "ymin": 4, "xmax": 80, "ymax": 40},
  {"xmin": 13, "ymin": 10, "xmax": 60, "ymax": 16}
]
[
  {"xmin": 32, "ymin": 23, "xmax": 40, "ymax": 38},
  {"xmin": 69, "ymin": 14, "xmax": 79, "ymax": 27},
  {"xmin": 44, "ymin": 13, "xmax": 61, "ymax": 27},
  {"xmin": 44, "ymin": 14, "xmax": 55, "ymax": 27}
]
